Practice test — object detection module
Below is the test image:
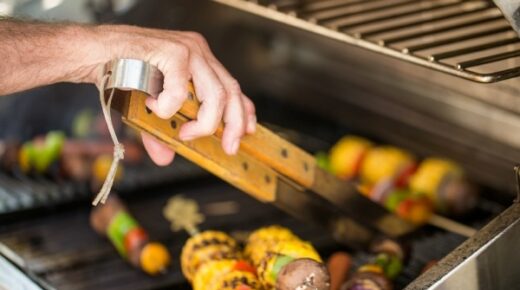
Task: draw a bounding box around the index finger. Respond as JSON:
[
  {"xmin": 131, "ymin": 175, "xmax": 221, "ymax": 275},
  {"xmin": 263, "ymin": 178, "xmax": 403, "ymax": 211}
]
[{"xmin": 141, "ymin": 132, "xmax": 175, "ymax": 166}]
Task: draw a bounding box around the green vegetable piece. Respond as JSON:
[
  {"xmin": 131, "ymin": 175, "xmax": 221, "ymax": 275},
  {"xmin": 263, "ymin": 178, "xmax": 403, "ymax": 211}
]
[
  {"xmin": 34, "ymin": 131, "xmax": 65, "ymax": 173},
  {"xmin": 72, "ymin": 109, "xmax": 94, "ymax": 138},
  {"xmin": 315, "ymin": 151, "xmax": 330, "ymax": 172},
  {"xmin": 374, "ymin": 253, "xmax": 402, "ymax": 280},
  {"xmin": 385, "ymin": 255, "xmax": 403, "ymax": 280},
  {"xmin": 271, "ymin": 255, "xmax": 295, "ymax": 282},
  {"xmin": 375, "ymin": 252, "xmax": 390, "ymax": 268},
  {"xmin": 384, "ymin": 190, "xmax": 409, "ymax": 212}
]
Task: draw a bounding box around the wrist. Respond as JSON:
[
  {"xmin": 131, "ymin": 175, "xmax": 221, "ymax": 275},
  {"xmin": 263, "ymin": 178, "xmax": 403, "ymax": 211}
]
[
  {"xmin": 51, "ymin": 23, "xmax": 107, "ymax": 85},
  {"xmin": 77, "ymin": 24, "xmax": 146, "ymax": 85}
]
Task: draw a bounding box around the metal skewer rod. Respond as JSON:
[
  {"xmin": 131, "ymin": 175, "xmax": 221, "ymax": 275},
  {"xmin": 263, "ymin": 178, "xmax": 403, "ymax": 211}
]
[{"xmin": 428, "ymin": 214, "xmax": 477, "ymax": 238}]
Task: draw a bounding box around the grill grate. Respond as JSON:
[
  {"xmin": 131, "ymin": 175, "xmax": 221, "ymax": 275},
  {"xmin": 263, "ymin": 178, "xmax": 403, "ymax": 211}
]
[
  {"xmin": 0, "ymin": 158, "xmax": 207, "ymax": 219},
  {"xmin": 0, "ymin": 182, "xmax": 488, "ymax": 290},
  {"xmin": 213, "ymin": 0, "xmax": 520, "ymax": 83}
]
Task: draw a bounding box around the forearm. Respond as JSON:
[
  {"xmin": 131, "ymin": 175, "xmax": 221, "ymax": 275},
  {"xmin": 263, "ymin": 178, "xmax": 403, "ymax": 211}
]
[
  {"xmin": 0, "ymin": 19, "xmax": 257, "ymax": 163},
  {"xmin": 0, "ymin": 19, "xmax": 109, "ymax": 95}
]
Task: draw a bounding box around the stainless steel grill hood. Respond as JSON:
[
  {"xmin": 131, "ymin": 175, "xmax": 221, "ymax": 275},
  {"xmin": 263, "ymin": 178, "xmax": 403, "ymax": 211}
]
[{"xmin": 214, "ymin": 0, "xmax": 520, "ymax": 83}]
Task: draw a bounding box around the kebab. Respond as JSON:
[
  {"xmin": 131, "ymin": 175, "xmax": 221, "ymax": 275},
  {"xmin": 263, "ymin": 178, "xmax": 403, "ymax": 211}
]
[
  {"xmin": 90, "ymin": 194, "xmax": 171, "ymax": 275},
  {"xmin": 163, "ymin": 195, "xmax": 263, "ymax": 290},
  {"xmin": 409, "ymin": 158, "xmax": 477, "ymax": 216},
  {"xmin": 360, "ymin": 176, "xmax": 475, "ymax": 235},
  {"xmin": 341, "ymin": 238, "xmax": 407, "ymax": 290},
  {"xmin": 193, "ymin": 259, "xmax": 261, "ymax": 290},
  {"xmin": 329, "ymin": 137, "xmax": 432, "ymax": 225},
  {"xmin": 15, "ymin": 131, "xmax": 65, "ymax": 178},
  {"xmin": 359, "ymin": 182, "xmax": 433, "ymax": 225},
  {"xmin": 328, "ymin": 136, "xmax": 477, "ymax": 217},
  {"xmin": 325, "ymin": 136, "xmax": 478, "ymax": 236},
  {"xmin": 329, "ymin": 136, "xmax": 373, "ymax": 181},
  {"xmin": 0, "ymin": 132, "xmax": 142, "ymax": 181},
  {"xmin": 245, "ymin": 225, "xmax": 330, "ymax": 290},
  {"xmin": 181, "ymin": 230, "xmax": 243, "ymax": 281},
  {"xmin": 341, "ymin": 270, "xmax": 392, "ymax": 290}
]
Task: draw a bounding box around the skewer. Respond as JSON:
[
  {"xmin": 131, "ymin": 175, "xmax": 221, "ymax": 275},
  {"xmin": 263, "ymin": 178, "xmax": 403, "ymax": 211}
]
[
  {"xmin": 90, "ymin": 195, "xmax": 171, "ymax": 275},
  {"xmin": 428, "ymin": 214, "xmax": 477, "ymax": 238},
  {"xmin": 163, "ymin": 196, "xmax": 264, "ymax": 290},
  {"xmin": 326, "ymin": 136, "xmax": 479, "ymax": 238},
  {"xmin": 163, "ymin": 195, "xmax": 204, "ymax": 236},
  {"xmin": 164, "ymin": 196, "xmax": 330, "ymax": 290}
]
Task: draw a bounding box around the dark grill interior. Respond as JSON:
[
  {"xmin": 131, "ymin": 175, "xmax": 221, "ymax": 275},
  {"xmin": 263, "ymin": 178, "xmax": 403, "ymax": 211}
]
[
  {"xmin": 0, "ymin": 180, "xmax": 501, "ymax": 290},
  {"xmin": 216, "ymin": 0, "xmax": 520, "ymax": 82}
]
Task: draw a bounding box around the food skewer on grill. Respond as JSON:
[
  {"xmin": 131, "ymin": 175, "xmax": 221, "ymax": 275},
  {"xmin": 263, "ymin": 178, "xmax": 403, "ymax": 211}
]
[
  {"xmin": 163, "ymin": 195, "xmax": 263, "ymax": 290},
  {"xmin": 182, "ymin": 230, "xmax": 262, "ymax": 290},
  {"xmin": 244, "ymin": 225, "xmax": 330, "ymax": 290},
  {"xmin": 327, "ymin": 136, "xmax": 478, "ymax": 216},
  {"xmin": 322, "ymin": 136, "xmax": 478, "ymax": 237},
  {"xmin": 90, "ymin": 194, "xmax": 171, "ymax": 275},
  {"xmin": 341, "ymin": 238, "xmax": 407, "ymax": 290},
  {"xmin": 0, "ymin": 132, "xmax": 143, "ymax": 182},
  {"xmin": 164, "ymin": 196, "xmax": 331, "ymax": 290},
  {"xmin": 342, "ymin": 269, "xmax": 393, "ymax": 290},
  {"xmin": 1, "ymin": 131, "xmax": 66, "ymax": 179}
]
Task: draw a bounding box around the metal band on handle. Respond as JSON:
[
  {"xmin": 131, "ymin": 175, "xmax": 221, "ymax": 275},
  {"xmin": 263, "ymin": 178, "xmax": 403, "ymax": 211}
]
[{"xmin": 103, "ymin": 59, "xmax": 163, "ymax": 97}]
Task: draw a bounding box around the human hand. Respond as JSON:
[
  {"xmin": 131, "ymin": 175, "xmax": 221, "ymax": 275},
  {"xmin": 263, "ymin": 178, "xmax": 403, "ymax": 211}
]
[
  {"xmin": 0, "ymin": 21, "xmax": 256, "ymax": 166},
  {"xmin": 96, "ymin": 25, "xmax": 257, "ymax": 166}
]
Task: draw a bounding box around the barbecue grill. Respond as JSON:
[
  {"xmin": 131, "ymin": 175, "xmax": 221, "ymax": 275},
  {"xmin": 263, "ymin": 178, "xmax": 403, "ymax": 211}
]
[{"xmin": 2, "ymin": 0, "xmax": 520, "ymax": 289}]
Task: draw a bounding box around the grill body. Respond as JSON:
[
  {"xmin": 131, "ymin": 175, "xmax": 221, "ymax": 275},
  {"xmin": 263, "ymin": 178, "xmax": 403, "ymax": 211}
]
[
  {"xmin": 152, "ymin": 1, "xmax": 520, "ymax": 288},
  {"xmin": 2, "ymin": 0, "xmax": 520, "ymax": 289}
]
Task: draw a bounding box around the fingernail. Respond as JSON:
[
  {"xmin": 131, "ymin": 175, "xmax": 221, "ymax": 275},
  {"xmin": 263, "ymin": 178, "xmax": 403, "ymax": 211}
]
[
  {"xmin": 248, "ymin": 116, "xmax": 257, "ymax": 133},
  {"xmin": 145, "ymin": 97, "xmax": 156, "ymax": 109},
  {"xmin": 179, "ymin": 133, "xmax": 195, "ymax": 141},
  {"xmin": 229, "ymin": 140, "xmax": 240, "ymax": 155}
]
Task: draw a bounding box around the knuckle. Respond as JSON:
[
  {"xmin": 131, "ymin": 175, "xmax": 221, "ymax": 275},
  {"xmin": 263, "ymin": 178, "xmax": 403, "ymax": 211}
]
[
  {"xmin": 227, "ymin": 122, "xmax": 245, "ymax": 139},
  {"xmin": 189, "ymin": 32, "xmax": 203, "ymax": 41},
  {"xmin": 156, "ymin": 97, "xmax": 177, "ymax": 118},
  {"xmin": 249, "ymin": 103, "xmax": 256, "ymax": 114},
  {"xmin": 214, "ymin": 85, "xmax": 227, "ymax": 101},
  {"xmin": 228, "ymin": 79, "xmax": 242, "ymax": 96},
  {"xmin": 248, "ymin": 101, "xmax": 256, "ymax": 113},
  {"xmin": 200, "ymin": 122, "xmax": 218, "ymax": 136},
  {"xmin": 156, "ymin": 106, "xmax": 174, "ymax": 119},
  {"xmin": 188, "ymin": 32, "xmax": 207, "ymax": 44},
  {"xmin": 225, "ymin": 108, "xmax": 246, "ymax": 135},
  {"xmin": 236, "ymin": 121, "xmax": 246, "ymax": 136},
  {"xmin": 243, "ymin": 96, "xmax": 254, "ymax": 109},
  {"xmin": 174, "ymin": 43, "xmax": 190, "ymax": 59}
]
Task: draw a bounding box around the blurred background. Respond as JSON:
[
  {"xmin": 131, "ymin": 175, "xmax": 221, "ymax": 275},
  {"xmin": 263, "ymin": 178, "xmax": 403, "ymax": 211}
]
[{"xmin": 1, "ymin": 0, "xmax": 520, "ymax": 289}]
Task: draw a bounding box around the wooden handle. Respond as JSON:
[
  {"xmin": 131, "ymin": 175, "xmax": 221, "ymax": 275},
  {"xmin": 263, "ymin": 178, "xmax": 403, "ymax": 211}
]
[
  {"xmin": 121, "ymin": 90, "xmax": 278, "ymax": 202},
  {"xmin": 179, "ymin": 84, "xmax": 316, "ymax": 188},
  {"xmin": 116, "ymin": 83, "xmax": 317, "ymax": 195},
  {"xmin": 118, "ymin": 85, "xmax": 319, "ymax": 199}
]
